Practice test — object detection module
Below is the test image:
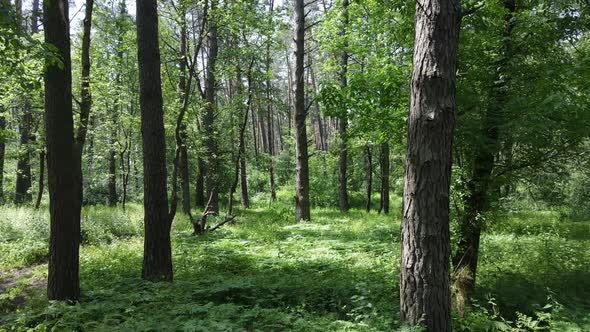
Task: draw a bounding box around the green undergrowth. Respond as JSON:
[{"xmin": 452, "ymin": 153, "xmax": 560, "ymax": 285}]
[{"xmin": 0, "ymin": 200, "xmax": 589, "ymax": 331}]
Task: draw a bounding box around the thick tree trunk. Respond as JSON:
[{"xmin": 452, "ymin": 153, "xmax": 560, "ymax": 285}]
[
  {"xmin": 293, "ymin": 0, "xmax": 310, "ymax": 223},
  {"xmin": 338, "ymin": 0, "xmax": 349, "ymax": 213},
  {"xmin": 203, "ymin": 0, "xmax": 219, "ymax": 213},
  {"xmin": 43, "ymin": 0, "xmax": 80, "ymax": 301},
  {"xmin": 379, "ymin": 142, "xmax": 389, "ymax": 214},
  {"xmin": 365, "ymin": 145, "xmax": 372, "ymax": 213},
  {"xmin": 453, "ymin": 0, "xmax": 515, "ymax": 315},
  {"xmin": 399, "ymin": 0, "xmax": 460, "ymax": 330},
  {"xmin": 137, "ymin": 0, "xmax": 173, "ymax": 281}
]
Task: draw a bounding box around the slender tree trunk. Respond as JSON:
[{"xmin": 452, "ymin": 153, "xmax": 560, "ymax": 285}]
[
  {"xmin": 0, "ymin": 113, "xmax": 5, "ymax": 203},
  {"xmin": 44, "ymin": 0, "xmax": 80, "ymax": 301},
  {"xmin": 365, "ymin": 145, "xmax": 372, "ymax": 213},
  {"xmin": 203, "ymin": 0, "xmax": 219, "ymax": 213},
  {"xmin": 379, "ymin": 142, "xmax": 390, "ymax": 214},
  {"xmin": 15, "ymin": 105, "xmax": 33, "ymax": 204},
  {"xmin": 34, "ymin": 150, "xmax": 45, "ymax": 209},
  {"xmin": 338, "ymin": 0, "xmax": 349, "ymax": 213},
  {"xmin": 178, "ymin": 12, "xmax": 191, "ymax": 215},
  {"xmin": 73, "ymin": 0, "xmax": 94, "ymax": 212},
  {"xmin": 453, "ymin": 0, "xmax": 515, "ymax": 315},
  {"xmin": 137, "ymin": 0, "xmax": 173, "ymax": 281},
  {"xmin": 240, "ymin": 63, "xmax": 255, "ymax": 209},
  {"xmin": 195, "ymin": 157, "xmax": 205, "ymax": 208},
  {"xmin": 266, "ymin": 2, "xmax": 276, "ymax": 202},
  {"xmin": 293, "ymin": 0, "xmax": 310, "ymax": 223},
  {"xmin": 399, "ymin": 0, "xmax": 460, "ymax": 330},
  {"xmin": 108, "ymin": 143, "xmax": 117, "ymax": 205}
]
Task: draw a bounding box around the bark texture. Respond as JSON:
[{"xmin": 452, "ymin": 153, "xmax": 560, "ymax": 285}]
[
  {"xmin": 400, "ymin": 0, "xmax": 460, "ymax": 330},
  {"xmin": 137, "ymin": 0, "xmax": 173, "ymax": 281},
  {"xmin": 43, "ymin": 0, "xmax": 80, "ymax": 301},
  {"xmin": 293, "ymin": 0, "xmax": 310, "ymax": 222}
]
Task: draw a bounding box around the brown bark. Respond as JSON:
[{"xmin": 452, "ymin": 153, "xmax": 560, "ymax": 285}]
[
  {"xmin": 195, "ymin": 157, "xmax": 205, "ymax": 208},
  {"xmin": 73, "ymin": 0, "xmax": 94, "ymax": 213},
  {"xmin": 203, "ymin": 0, "xmax": 219, "ymax": 213},
  {"xmin": 399, "ymin": 0, "xmax": 460, "ymax": 330},
  {"xmin": 43, "ymin": 0, "xmax": 80, "ymax": 301},
  {"xmin": 365, "ymin": 145, "xmax": 372, "ymax": 213},
  {"xmin": 379, "ymin": 142, "xmax": 389, "ymax": 214},
  {"xmin": 34, "ymin": 151, "xmax": 45, "ymax": 209},
  {"xmin": 293, "ymin": 0, "xmax": 310, "ymax": 222},
  {"xmin": 137, "ymin": 0, "xmax": 173, "ymax": 281}
]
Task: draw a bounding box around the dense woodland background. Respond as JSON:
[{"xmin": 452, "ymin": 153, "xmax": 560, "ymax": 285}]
[{"xmin": 0, "ymin": 0, "xmax": 589, "ymax": 331}]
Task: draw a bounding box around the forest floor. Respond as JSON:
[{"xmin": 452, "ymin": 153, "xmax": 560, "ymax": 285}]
[{"xmin": 0, "ymin": 197, "xmax": 589, "ymax": 331}]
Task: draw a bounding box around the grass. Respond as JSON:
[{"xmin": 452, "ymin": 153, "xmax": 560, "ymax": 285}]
[{"xmin": 0, "ymin": 196, "xmax": 589, "ymax": 331}]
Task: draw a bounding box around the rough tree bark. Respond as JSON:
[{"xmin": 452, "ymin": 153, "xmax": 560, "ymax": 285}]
[
  {"xmin": 399, "ymin": 0, "xmax": 460, "ymax": 330},
  {"xmin": 337, "ymin": 0, "xmax": 349, "ymax": 213},
  {"xmin": 44, "ymin": 0, "xmax": 80, "ymax": 301},
  {"xmin": 137, "ymin": 0, "xmax": 173, "ymax": 281},
  {"xmin": 453, "ymin": 0, "xmax": 515, "ymax": 315},
  {"xmin": 379, "ymin": 142, "xmax": 389, "ymax": 214},
  {"xmin": 293, "ymin": 0, "xmax": 310, "ymax": 222},
  {"xmin": 31, "ymin": 0, "xmax": 43, "ymax": 210},
  {"xmin": 203, "ymin": 0, "xmax": 219, "ymax": 213}
]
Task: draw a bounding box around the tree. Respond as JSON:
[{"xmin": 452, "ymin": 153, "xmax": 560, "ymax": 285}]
[
  {"xmin": 44, "ymin": 0, "xmax": 80, "ymax": 301},
  {"xmin": 203, "ymin": 0, "xmax": 220, "ymax": 213},
  {"xmin": 379, "ymin": 141, "xmax": 389, "ymax": 214},
  {"xmin": 338, "ymin": 0, "xmax": 349, "ymax": 213},
  {"xmin": 293, "ymin": 0, "xmax": 310, "ymax": 223},
  {"xmin": 137, "ymin": 0, "xmax": 173, "ymax": 281},
  {"xmin": 399, "ymin": 0, "xmax": 460, "ymax": 330}
]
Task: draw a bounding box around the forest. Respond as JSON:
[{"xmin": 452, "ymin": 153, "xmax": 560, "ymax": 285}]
[{"xmin": 0, "ymin": 0, "xmax": 589, "ymax": 330}]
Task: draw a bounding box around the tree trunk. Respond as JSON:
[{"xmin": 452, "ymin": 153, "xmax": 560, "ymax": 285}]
[
  {"xmin": 34, "ymin": 150, "xmax": 45, "ymax": 209},
  {"xmin": 74, "ymin": 0, "xmax": 94, "ymax": 214},
  {"xmin": 178, "ymin": 13, "xmax": 191, "ymax": 215},
  {"xmin": 379, "ymin": 142, "xmax": 389, "ymax": 214},
  {"xmin": 293, "ymin": 0, "xmax": 310, "ymax": 223},
  {"xmin": 15, "ymin": 104, "xmax": 33, "ymax": 204},
  {"xmin": 0, "ymin": 113, "xmax": 5, "ymax": 203},
  {"xmin": 108, "ymin": 143, "xmax": 117, "ymax": 206},
  {"xmin": 137, "ymin": 0, "xmax": 173, "ymax": 281},
  {"xmin": 203, "ymin": 0, "xmax": 219, "ymax": 213},
  {"xmin": 453, "ymin": 0, "xmax": 515, "ymax": 315},
  {"xmin": 43, "ymin": 0, "xmax": 80, "ymax": 301},
  {"xmin": 365, "ymin": 145, "xmax": 372, "ymax": 213},
  {"xmin": 265, "ymin": 2, "xmax": 276, "ymax": 202},
  {"xmin": 195, "ymin": 157, "xmax": 205, "ymax": 208},
  {"xmin": 399, "ymin": 0, "xmax": 460, "ymax": 330},
  {"xmin": 338, "ymin": 0, "xmax": 349, "ymax": 213}
]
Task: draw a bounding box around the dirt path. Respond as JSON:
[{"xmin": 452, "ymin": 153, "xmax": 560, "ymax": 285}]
[{"xmin": 0, "ymin": 264, "xmax": 46, "ymax": 308}]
